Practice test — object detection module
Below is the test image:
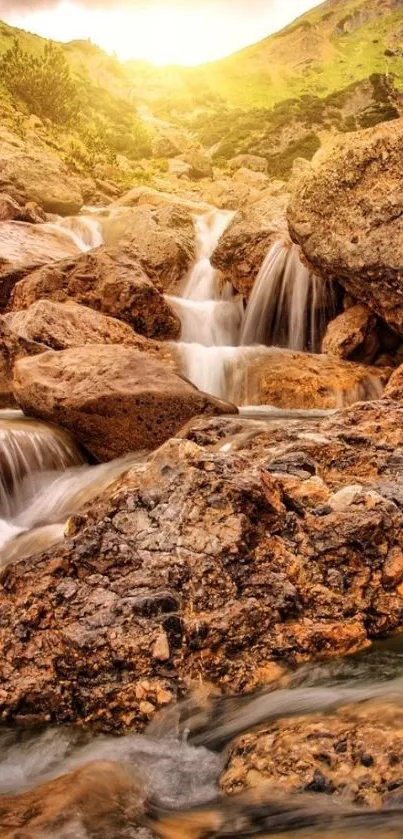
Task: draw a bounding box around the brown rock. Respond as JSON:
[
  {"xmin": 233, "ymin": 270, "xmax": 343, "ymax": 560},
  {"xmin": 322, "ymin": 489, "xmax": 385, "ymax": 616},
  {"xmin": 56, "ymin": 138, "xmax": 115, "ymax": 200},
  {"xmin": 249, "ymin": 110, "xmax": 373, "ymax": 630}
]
[
  {"xmin": 102, "ymin": 204, "xmax": 195, "ymax": 294},
  {"xmin": 179, "ymin": 148, "xmax": 213, "ymax": 180},
  {"xmin": 322, "ymin": 305, "xmax": 379, "ymax": 362},
  {"xmin": 228, "ymin": 155, "xmax": 268, "ymax": 174},
  {"xmin": 0, "ymin": 221, "xmax": 80, "ymax": 311},
  {"xmin": 221, "ymin": 703, "xmax": 403, "ymax": 808},
  {"xmin": 0, "ymin": 193, "xmax": 24, "ymax": 221},
  {"xmin": 0, "ymin": 760, "xmax": 145, "ymax": 838},
  {"xmin": 384, "ymin": 363, "xmax": 403, "ymax": 402},
  {"xmin": 4, "ymin": 300, "xmax": 146, "ymax": 352},
  {"xmin": 2, "ymin": 400, "xmax": 403, "ymax": 729},
  {"xmin": 9, "ymin": 246, "xmax": 181, "ymax": 341},
  {"xmin": 13, "ymin": 345, "xmax": 236, "ymax": 461},
  {"xmin": 225, "ymin": 347, "xmax": 391, "ymax": 410},
  {"xmin": 288, "ymin": 119, "xmax": 403, "ymax": 335},
  {"xmin": 0, "ymin": 140, "xmax": 83, "ymax": 215},
  {"xmin": 212, "ymin": 186, "xmax": 289, "ymax": 297}
]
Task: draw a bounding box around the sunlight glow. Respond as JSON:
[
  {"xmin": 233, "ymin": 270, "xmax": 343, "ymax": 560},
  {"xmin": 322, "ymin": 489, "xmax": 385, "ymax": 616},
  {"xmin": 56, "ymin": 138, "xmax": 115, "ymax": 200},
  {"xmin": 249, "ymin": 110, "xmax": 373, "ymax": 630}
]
[{"xmin": 6, "ymin": 1, "xmax": 324, "ymax": 66}]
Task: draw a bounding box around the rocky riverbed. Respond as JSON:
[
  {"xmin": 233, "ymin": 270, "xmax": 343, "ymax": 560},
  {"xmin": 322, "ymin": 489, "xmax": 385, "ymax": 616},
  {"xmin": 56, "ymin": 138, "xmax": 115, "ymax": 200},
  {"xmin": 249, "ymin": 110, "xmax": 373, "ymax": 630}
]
[{"xmin": 2, "ymin": 113, "xmax": 403, "ymax": 837}]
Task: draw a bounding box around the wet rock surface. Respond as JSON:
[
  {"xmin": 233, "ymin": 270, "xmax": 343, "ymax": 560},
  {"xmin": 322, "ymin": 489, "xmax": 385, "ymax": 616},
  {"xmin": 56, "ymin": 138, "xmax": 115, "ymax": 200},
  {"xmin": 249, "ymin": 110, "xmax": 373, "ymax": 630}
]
[
  {"xmin": 221, "ymin": 702, "xmax": 403, "ymax": 808},
  {"xmin": 228, "ymin": 347, "xmax": 390, "ymax": 409},
  {"xmin": 13, "ymin": 344, "xmax": 235, "ymax": 460},
  {"xmin": 2, "ymin": 400, "xmax": 403, "ymax": 729},
  {"xmin": 9, "ymin": 246, "xmax": 181, "ymax": 340},
  {"xmin": 288, "ymin": 118, "xmax": 403, "ymax": 335}
]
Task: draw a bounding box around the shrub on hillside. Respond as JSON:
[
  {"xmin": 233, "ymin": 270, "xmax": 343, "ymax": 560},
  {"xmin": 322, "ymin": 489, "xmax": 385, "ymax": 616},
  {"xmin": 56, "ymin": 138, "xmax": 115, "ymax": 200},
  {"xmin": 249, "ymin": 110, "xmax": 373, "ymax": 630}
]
[{"xmin": 0, "ymin": 39, "xmax": 80, "ymax": 124}]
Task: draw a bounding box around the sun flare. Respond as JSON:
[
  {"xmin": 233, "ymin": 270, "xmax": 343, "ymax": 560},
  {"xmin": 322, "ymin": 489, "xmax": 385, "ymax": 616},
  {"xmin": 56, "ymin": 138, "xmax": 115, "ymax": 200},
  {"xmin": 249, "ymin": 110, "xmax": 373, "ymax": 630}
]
[{"xmin": 6, "ymin": 0, "xmax": 324, "ymax": 66}]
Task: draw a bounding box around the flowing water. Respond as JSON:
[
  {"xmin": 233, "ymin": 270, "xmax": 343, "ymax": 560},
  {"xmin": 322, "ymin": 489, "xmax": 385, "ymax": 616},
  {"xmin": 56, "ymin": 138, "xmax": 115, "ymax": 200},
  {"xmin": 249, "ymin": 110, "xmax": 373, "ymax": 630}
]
[
  {"xmin": 0, "ymin": 206, "xmax": 399, "ymax": 837},
  {"xmin": 170, "ymin": 211, "xmax": 383, "ymax": 407},
  {"xmin": 0, "ymin": 412, "xmax": 145, "ymax": 567}
]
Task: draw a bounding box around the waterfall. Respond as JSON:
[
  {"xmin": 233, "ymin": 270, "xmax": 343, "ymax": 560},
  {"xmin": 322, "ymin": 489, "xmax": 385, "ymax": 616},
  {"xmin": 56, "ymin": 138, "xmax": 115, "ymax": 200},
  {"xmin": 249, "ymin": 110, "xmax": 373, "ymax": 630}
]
[
  {"xmin": 46, "ymin": 215, "xmax": 104, "ymax": 252},
  {"xmin": 172, "ymin": 212, "xmax": 383, "ymax": 410},
  {"xmin": 240, "ymin": 240, "xmax": 335, "ymax": 352},
  {"xmin": 0, "ymin": 412, "xmax": 144, "ymax": 567}
]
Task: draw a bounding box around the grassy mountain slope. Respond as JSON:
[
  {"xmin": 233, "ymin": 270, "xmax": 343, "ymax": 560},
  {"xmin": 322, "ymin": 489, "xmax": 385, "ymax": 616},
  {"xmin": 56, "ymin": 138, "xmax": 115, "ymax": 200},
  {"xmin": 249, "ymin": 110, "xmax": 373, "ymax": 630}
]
[
  {"xmin": 0, "ymin": 0, "xmax": 402, "ymax": 190},
  {"xmin": 125, "ymin": 0, "xmax": 403, "ymax": 111}
]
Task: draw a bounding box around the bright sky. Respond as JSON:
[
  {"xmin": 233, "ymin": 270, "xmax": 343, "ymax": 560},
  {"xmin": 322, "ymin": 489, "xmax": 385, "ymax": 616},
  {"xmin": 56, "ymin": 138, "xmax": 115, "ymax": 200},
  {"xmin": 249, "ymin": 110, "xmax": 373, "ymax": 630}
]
[{"xmin": 4, "ymin": 1, "xmax": 324, "ymax": 66}]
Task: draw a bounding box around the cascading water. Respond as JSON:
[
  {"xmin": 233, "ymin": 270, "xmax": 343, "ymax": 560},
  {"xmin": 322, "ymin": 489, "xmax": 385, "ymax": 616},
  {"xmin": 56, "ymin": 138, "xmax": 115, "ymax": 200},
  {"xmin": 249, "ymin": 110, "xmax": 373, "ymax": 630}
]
[
  {"xmin": 172, "ymin": 211, "xmax": 383, "ymax": 407},
  {"xmin": 240, "ymin": 240, "xmax": 335, "ymax": 352},
  {"xmin": 46, "ymin": 214, "xmax": 104, "ymax": 252},
  {"xmin": 0, "ymin": 412, "xmax": 145, "ymax": 568}
]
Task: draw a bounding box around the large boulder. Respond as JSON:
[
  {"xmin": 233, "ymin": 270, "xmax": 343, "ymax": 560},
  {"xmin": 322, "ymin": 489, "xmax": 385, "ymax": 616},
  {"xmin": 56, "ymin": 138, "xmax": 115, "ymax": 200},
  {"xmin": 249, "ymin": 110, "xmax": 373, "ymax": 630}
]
[
  {"xmin": 212, "ymin": 185, "xmax": 289, "ymax": 297},
  {"xmin": 0, "ymin": 221, "xmax": 81, "ymax": 311},
  {"xmin": 2, "ymin": 400, "xmax": 403, "ymax": 729},
  {"xmin": 0, "ymin": 127, "xmax": 83, "ymax": 214},
  {"xmin": 9, "ymin": 246, "xmax": 181, "ymax": 340},
  {"xmin": 13, "ymin": 345, "xmax": 236, "ymax": 461},
  {"xmin": 288, "ymin": 119, "xmax": 403, "ymax": 335},
  {"xmin": 102, "ymin": 204, "xmax": 195, "ymax": 294},
  {"xmin": 223, "ymin": 347, "xmax": 391, "ymax": 409},
  {"xmin": 3, "ymin": 300, "xmax": 148, "ymax": 352}
]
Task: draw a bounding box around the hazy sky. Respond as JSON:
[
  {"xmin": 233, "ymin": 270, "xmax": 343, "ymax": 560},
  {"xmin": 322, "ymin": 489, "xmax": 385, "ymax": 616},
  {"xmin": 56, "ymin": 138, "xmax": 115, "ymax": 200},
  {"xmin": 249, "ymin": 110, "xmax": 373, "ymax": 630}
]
[{"xmin": 0, "ymin": 1, "xmax": 324, "ymax": 65}]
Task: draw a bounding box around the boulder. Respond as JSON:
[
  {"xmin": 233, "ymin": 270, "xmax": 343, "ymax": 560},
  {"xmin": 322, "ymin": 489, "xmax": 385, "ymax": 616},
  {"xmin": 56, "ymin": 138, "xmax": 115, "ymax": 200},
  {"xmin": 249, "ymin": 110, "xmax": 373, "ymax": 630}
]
[
  {"xmin": 102, "ymin": 204, "xmax": 195, "ymax": 293},
  {"xmin": 13, "ymin": 345, "xmax": 236, "ymax": 461},
  {"xmin": 4, "ymin": 300, "xmax": 148, "ymax": 351},
  {"xmin": 228, "ymin": 154, "xmax": 268, "ymax": 174},
  {"xmin": 2, "ymin": 399, "xmax": 403, "ymax": 729},
  {"xmin": 322, "ymin": 304, "xmax": 379, "ymax": 362},
  {"xmin": 212, "ymin": 185, "xmax": 289, "ymax": 297},
  {"xmin": 179, "ymin": 148, "xmax": 213, "ymax": 180},
  {"xmin": 0, "ymin": 134, "xmax": 83, "ymax": 214},
  {"xmin": 384, "ymin": 362, "xmax": 403, "ymax": 402},
  {"xmin": 0, "ymin": 221, "xmax": 81, "ymax": 311},
  {"xmin": 0, "ymin": 193, "xmax": 24, "ymax": 222},
  {"xmin": 222, "ymin": 703, "xmax": 403, "ymax": 808},
  {"xmin": 9, "ymin": 246, "xmax": 181, "ymax": 341},
  {"xmin": 288, "ymin": 118, "xmax": 403, "ymax": 335},
  {"xmin": 226, "ymin": 347, "xmax": 391, "ymax": 410}
]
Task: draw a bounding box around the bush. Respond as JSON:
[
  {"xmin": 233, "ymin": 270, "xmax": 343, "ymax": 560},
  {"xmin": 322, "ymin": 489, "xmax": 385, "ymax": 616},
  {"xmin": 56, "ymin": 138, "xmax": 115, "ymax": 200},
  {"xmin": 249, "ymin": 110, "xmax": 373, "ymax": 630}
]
[{"xmin": 0, "ymin": 39, "xmax": 80, "ymax": 124}]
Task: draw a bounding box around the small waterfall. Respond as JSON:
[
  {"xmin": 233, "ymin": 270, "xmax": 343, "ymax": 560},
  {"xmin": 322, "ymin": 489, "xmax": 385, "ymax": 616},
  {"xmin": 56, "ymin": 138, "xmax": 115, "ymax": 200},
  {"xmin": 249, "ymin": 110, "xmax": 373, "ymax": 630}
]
[
  {"xmin": 168, "ymin": 297, "xmax": 243, "ymax": 347},
  {"xmin": 183, "ymin": 210, "xmax": 235, "ymax": 301},
  {"xmin": 46, "ymin": 215, "xmax": 104, "ymax": 252},
  {"xmin": 240, "ymin": 240, "xmax": 335, "ymax": 352},
  {"xmin": 0, "ymin": 412, "xmax": 144, "ymax": 567},
  {"xmin": 0, "ymin": 416, "xmax": 84, "ymax": 521}
]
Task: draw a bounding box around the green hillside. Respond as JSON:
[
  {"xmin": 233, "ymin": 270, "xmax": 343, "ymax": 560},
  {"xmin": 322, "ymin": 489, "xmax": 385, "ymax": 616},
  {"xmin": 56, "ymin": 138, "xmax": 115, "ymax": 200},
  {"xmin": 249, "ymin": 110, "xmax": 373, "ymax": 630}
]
[
  {"xmin": 0, "ymin": 0, "xmax": 401, "ymax": 187},
  {"xmin": 124, "ymin": 0, "xmax": 403, "ymax": 111}
]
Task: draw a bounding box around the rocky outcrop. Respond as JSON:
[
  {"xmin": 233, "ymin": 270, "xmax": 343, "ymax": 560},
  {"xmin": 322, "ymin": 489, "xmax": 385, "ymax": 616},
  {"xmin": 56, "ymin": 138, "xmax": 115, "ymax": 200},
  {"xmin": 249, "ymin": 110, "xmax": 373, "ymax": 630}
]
[
  {"xmin": 2, "ymin": 399, "xmax": 403, "ymax": 729},
  {"xmin": 102, "ymin": 204, "xmax": 195, "ymax": 294},
  {"xmin": 322, "ymin": 304, "xmax": 378, "ymax": 362},
  {"xmin": 222, "ymin": 702, "xmax": 403, "ymax": 808},
  {"xmin": 0, "ymin": 221, "xmax": 81, "ymax": 311},
  {"xmin": 9, "ymin": 246, "xmax": 181, "ymax": 340},
  {"xmin": 0, "ymin": 126, "xmax": 83, "ymax": 214},
  {"xmin": 229, "ymin": 348, "xmax": 390, "ymax": 409},
  {"xmin": 288, "ymin": 119, "xmax": 403, "ymax": 335},
  {"xmin": 13, "ymin": 345, "xmax": 236, "ymax": 461},
  {"xmin": 212, "ymin": 185, "xmax": 289, "ymax": 297}
]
